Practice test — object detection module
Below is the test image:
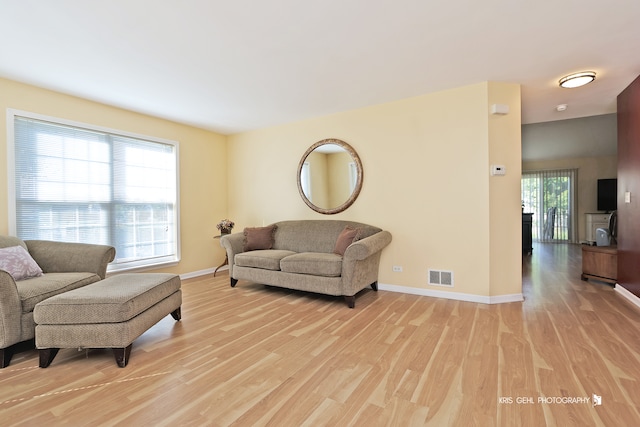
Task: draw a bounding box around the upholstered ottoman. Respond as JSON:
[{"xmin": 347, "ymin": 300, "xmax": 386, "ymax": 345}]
[{"xmin": 33, "ymin": 273, "xmax": 182, "ymax": 368}]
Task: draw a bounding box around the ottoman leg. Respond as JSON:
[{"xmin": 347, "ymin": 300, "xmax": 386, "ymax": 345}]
[
  {"xmin": 39, "ymin": 348, "xmax": 60, "ymax": 368},
  {"xmin": 170, "ymin": 307, "xmax": 181, "ymax": 321},
  {"xmin": 113, "ymin": 344, "xmax": 133, "ymax": 368}
]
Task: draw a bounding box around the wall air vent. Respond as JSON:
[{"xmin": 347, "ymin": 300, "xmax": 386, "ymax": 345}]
[{"xmin": 428, "ymin": 269, "xmax": 454, "ymax": 287}]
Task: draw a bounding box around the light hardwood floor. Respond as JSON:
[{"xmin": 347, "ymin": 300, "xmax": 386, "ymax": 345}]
[{"xmin": 1, "ymin": 243, "xmax": 640, "ymax": 426}]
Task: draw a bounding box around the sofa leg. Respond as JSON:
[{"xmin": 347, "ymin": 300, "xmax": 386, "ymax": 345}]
[
  {"xmin": 371, "ymin": 281, "xmax": 378, "ymax": 291},
  {"xmin": 113, "ymin": 344, "xmax": 133, "ymax": 368},
  {"xmin": 1, "ymin": 348, "xmax": 13, "ymax": 368},
  {"xmin": 39, "ymin": 348, "xmax": 59, "ymax": 368},
  {"xmin": 344, "ymin": 295, "xmax": 355, "ymax": 309},
  {"xmin": 231, "ymin": 278, "xmax": 238, "ymax": 287},
  {"xmin": 170, "ymin": 307, "xmax": 182, "ymax": 321}
]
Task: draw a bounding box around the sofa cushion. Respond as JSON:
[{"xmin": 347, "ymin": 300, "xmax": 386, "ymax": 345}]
[
  {"xmin": 235, "ymin": 250, "xmax": 295, "ymax": 271},
  {"xmin": 0, "ymin": 235, "xmax": 28, "ymax": 251},
  {"xmin": 16, "ymin": 272, "xmax": 101, "ymax": 312},
  {"xmin": 0, "ymin": 245, "xmax": 43, "ymax": 281},
  {"xmin": 280, "ymin": 252, "xmax": 343, "ymax": 277},
  {"xmin": 243, "ymin": 225, "xmax": 278, "ymax": 251},
  {"xmin": 272, "ymin": 220, "xmax": 381, "ymax": 253},
  {"xmin": 34, "ymin": 273, "xmax": 181, "ymax": 324},
  {"xmin": 333, "ymin": 226, "xmax": 361, "ymax": 256}
]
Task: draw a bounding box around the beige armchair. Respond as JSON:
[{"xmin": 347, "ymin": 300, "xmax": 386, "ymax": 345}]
[{"xmin": 0, "ymin": 236, "xmax": 115, "ymax": 367}]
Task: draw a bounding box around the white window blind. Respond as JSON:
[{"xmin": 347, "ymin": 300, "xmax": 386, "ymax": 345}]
[{"xmin": 9, "ymin": 111, "xmax": 179, "ymax": 271}]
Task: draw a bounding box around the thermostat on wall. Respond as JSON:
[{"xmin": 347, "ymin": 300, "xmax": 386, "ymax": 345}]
[{"xmin": 490, "ymin": 165, "xmax": 506, "ymax": 176}]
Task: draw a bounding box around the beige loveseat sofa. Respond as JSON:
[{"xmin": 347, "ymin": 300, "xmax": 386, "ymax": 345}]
[
  {"xmin": 220, "ymin": 220, "xmax": 392, "ymax": 308},
  {"xmin": 0, "ymin": 236, "xmax": 115, "ymax": 367}
]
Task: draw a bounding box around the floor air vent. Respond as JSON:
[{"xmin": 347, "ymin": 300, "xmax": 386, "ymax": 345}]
[{"xmin": 428, "ymin": 269, "xmax": 454, "ymax": 287}]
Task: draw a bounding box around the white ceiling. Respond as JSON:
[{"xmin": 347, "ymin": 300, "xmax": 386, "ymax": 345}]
[{"xmin": 1, "ymin": 1, "xmax": 639, "ymax": 135}]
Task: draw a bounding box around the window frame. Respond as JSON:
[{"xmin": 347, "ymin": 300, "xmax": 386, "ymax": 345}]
[{"xmin": 6, "ymin": 108, "xmax": 181, "ymax": 272}]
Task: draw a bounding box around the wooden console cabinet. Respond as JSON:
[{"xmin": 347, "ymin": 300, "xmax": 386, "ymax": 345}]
[
  {"xmin": 522, "ymin": 213, "xmax": 533, "ymax": 255},
  {"xmin": 581, "ymin": 245, "xmax": 617, "ymax": 284}
]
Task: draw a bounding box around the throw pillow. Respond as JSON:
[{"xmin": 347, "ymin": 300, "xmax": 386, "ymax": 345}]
[
  {"xmin": 0, "ymin": 245, "xmax": 43, "ymax": 281},
  {"xmin": 334, "ymin": 226, "xmax": 361, "ymax": 256},
  {"xmin": 243, "ymin": 224, "xmax": 278, "ymax": 251}
]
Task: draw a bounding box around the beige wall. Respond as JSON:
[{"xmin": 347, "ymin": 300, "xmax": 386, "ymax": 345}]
[
  {"xmin": 327, "ymin": 151, "xmax": 352, "ymax": 207},
  {"xmin": 522, "ymin": 155, "xmax": 617, "ymax": 242},
  {"xmin": 306, "ymin": 150, "xmax": 353, "ymax": 209},
  {"xmin": 305, "ymin": 151, "xmax": 329, "ymax": 208},
  {"xmin": 1, "ymin": 77, "xmax": 523, "ymax": 299},
  {"xmin": 488, "ymin": 82, "xmax": 523, "ymax": 297},
  {"xmin": 0, "ymin": 78, "xmax": 228, "ymax": 275},
  {"xmin": 228, "ymin": 82, "xmax": 522, "ymax": 299}
]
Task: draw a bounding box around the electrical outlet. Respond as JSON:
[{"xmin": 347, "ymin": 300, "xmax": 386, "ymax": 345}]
[{"xmin": 392, "ymin": 266, "xmax": 403, "ymax": 272}]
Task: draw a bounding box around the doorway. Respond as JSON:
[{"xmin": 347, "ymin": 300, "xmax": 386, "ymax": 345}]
[{"xmin": 521, "ymin": 168, "xmax": 578, "ymax": 243}]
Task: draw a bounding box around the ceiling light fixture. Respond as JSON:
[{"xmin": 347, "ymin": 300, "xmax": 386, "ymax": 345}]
[
  {"xmin": 559, "ymin": 71, "xmax": 596, "ymax": 88},
  {"xmin": 556, "ymin": 104, "xmax": 568, "ymax": 112}
]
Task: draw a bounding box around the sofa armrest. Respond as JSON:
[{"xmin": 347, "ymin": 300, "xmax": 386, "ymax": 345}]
[
  {"xmin": 0, "ymin": 270, "xmax": 22, "ymax": 348},
  {"xmin": 340, "ymin": 230, "xmax": 392, "ymax": 298},
  {"xmin": 220, "ymin": 233, "xmax": 245, "ymax": 276},
  {"xmin": 220, "ymin": 232, "xmax": 245, "ymax": 256},
  {"xmin": 25, "ymin": 241, "xmax": 116, "ymax": 280},
  {"xmin": 344, "ymin": 231, "xmax": 392, "ymax": 261}
]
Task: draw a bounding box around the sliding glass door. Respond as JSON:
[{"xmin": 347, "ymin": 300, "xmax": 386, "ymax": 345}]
[{"xmin": 521, "ymin": 169, "xmax": 577, "ymax": 243}]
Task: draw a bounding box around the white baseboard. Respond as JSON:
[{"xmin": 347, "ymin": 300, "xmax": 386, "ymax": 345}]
[
  {"xmin": 180, "ymin": 266, "xmax": 227, "ymax": 280},
  {"xmin": 378, "ymin": 283, "xmax": 523, "ymax": 305},
  {"xmin": 174, "ymin": 267, "xmax": 640, "ymax": 309},
  {"xmin": 489, "ymin": 292, "xmax": 525, "ymax": 304},
  {"xmin": 614, "ymin": 284, "xmax": 640, "ymax": 310},
  {"xmin": 178, "ymin": 270, "xmax": 522, "ymax": 304},
  {"xmin": 178, "ymin": 269, "xmax": 638, "ymax": 309}
]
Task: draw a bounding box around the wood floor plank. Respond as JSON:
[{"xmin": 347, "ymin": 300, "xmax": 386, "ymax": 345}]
[{"xmin": 2, "ymin": 243, "xmax": 640, "ymax": 426}]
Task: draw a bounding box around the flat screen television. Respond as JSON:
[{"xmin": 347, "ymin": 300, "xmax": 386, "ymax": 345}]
[{"xmin": 597, "ymin": 178, "xmax": 617, "ymax": 212}]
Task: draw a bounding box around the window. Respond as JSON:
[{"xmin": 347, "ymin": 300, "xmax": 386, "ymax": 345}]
[
  {"xmin": 301, "ymin": 162, "xmax": 312, "ymax": 199},
  {"xmin": 7, "ymin": 110, "xmax": 180, "ymax": 271},
  {"xmin": 349, "ymin": 162, "xmax": 357, "ymax": 193},
  {"xmin": 521, "ymin": 168, "xmax": 577, "ymax": 243}
]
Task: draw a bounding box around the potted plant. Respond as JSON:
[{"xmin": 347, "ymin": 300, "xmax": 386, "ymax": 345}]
[{"xmin": 216, "ymin": 219, "xmax": 235, "ymax": 235}]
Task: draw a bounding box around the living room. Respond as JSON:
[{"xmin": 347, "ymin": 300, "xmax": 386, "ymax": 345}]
[
  {"xmin": 0, "ymin": 77, "xmax": 524, "ymax": 304},
  {"xmin": 1, "ymin": 1, "xmax": 640, "ymax": 425}
]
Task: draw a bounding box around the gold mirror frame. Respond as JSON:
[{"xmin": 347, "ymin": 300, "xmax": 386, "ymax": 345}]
[{"xmin": 297, "ymin": 138, "xmax": 363, "ymax": 215}]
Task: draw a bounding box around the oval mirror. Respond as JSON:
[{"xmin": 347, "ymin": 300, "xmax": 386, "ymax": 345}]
[{"xmin": 297, "ymin": 138, "xmax": 363, "ymax": 214}]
